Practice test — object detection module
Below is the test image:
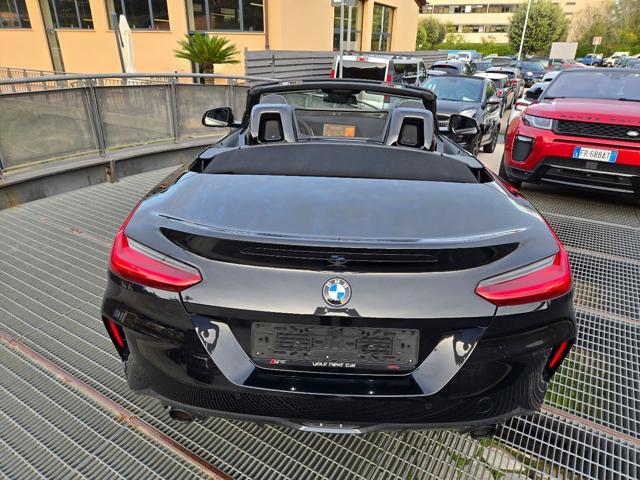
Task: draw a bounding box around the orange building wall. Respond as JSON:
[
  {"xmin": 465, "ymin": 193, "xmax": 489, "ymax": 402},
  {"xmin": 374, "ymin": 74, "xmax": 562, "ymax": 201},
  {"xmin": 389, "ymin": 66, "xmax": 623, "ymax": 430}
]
[
  {"xmin": 0, "ymin": 0, "xmax": 53, "ymax": 71},
  {"xmin": 0, "ymin": 0, "xmax": 419, "ymax": 75}
]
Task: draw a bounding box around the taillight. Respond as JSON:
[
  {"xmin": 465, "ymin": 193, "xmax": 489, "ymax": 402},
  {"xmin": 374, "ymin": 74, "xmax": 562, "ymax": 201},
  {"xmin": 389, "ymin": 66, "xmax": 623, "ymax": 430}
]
[
  {"xmin": 496, "ymin": 89, "xmax": 504, "ymax": 96},
  {"xmin": 330, "ymin": 69, "xmax": 335, "ymax": 78},
  {"xmin": 510, "ymin": 79, "xmax": 518, "ymax": 84},
  {"xmin": 475, "ymin": 237, "xmax": 571, "ymax": 306},
  {"xmin": 385, "ymin": 74, "xmax": 392, "ymax": 83},
  {"xmin": 109, "ymin": 207, "xmax": 202, "ymax": 292}
]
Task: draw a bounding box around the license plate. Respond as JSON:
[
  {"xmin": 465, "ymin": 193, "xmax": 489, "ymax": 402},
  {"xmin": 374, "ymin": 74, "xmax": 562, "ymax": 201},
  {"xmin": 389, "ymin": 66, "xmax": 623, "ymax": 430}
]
[
  {"xmin": 251, "ymin": 323, "xmax": 419, "ymax": 373},
  {"xmin": 573, "ymin": 146, "xmax": 618, "ymax": 163}
]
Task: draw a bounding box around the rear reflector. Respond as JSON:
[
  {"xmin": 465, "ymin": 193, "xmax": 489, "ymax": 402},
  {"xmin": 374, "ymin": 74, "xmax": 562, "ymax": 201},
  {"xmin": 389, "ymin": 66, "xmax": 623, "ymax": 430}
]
[
  {"xmin": 106, "ymin": 317, "xmax": 125, "ymax": 348},
  {"xmin": 548, "ymin": 340, "xmax": 572, "ymax": 370},
  {"xmin": 109, "ymin": 207, "xmax": 202, "ymax": 292},
  {"xmin": 475, "ymin": 237, "xmax": 571, "ymax": 306},
  {"xmin": 385, "ymin": 74, "xmax": 392, "ymax": 83},
  {"xmin": 330, "ymin": 69, "xmax": 335, "ymax": 78}
]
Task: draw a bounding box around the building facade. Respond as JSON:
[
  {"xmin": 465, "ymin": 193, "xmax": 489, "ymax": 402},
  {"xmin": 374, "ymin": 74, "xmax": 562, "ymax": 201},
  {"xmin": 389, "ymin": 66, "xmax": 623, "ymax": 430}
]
[
  {"xmin": 421, "ymin": 0, "xmax": 588, "ymax": 43},
  {"xmin": 0, "ymin": 0, "xmax": 422, "ymax": 75}
]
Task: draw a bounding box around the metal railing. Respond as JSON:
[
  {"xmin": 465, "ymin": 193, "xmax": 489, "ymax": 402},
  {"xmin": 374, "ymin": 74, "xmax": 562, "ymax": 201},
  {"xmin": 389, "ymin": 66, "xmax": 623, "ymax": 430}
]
[{"xmin": 0, "ymin": 73, "xmax": 275, "ymax": 173}]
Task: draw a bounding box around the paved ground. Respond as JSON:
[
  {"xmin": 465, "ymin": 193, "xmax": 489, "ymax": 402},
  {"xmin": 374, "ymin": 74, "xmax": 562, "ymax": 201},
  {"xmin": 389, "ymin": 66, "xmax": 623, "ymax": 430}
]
[{"xmin": 1, "ymin": 136, "xmax": 640, "ymax": 479}]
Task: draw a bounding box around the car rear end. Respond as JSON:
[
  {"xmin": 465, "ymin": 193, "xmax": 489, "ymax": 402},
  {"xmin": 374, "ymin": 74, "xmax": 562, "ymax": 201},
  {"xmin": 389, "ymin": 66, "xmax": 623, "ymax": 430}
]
[{"xmin": 102, "ymin": 152, "xmax": 575, "ymax": 433}]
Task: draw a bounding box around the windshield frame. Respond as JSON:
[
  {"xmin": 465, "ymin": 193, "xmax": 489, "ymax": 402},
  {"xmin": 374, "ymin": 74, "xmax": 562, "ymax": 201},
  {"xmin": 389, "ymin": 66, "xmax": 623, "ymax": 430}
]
[{"xmin": 245, "ymin": 80, "xmax": 436, "ymax": 125}]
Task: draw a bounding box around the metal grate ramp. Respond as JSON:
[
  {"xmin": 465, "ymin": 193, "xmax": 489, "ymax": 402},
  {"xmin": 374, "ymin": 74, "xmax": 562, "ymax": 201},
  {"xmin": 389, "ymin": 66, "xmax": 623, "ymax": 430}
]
[{"xmin": 1, "ymin": 167, "xmax": 639, "ymax": 479}]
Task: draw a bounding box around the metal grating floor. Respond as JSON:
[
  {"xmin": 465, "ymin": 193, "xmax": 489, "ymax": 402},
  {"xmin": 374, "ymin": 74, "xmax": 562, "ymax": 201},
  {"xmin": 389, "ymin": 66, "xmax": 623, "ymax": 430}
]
[{"xmin": 1, "ymin": 167, "xmax": 639, "ymax": 479}]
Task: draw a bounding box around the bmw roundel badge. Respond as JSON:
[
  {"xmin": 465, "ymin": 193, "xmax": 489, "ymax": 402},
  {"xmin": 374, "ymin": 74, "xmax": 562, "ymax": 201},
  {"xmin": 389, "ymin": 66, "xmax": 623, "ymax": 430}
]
[{"xmin": 322, "ymin": 278, "xmax": 352, "ymax": 306}]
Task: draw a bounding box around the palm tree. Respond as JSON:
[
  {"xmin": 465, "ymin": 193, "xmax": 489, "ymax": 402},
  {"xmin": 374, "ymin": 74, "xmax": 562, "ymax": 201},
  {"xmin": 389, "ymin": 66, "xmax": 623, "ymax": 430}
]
[{"xmin": 174, "ymin": 33, "xmax": 240, "ymax": 81}]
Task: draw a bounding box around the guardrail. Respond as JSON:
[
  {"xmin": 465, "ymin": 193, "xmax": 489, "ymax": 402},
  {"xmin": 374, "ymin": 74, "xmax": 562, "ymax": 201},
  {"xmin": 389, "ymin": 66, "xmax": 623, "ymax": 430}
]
[{"xmin": 0, "ymin": 73, "xmax": 274, "ymax": 174}]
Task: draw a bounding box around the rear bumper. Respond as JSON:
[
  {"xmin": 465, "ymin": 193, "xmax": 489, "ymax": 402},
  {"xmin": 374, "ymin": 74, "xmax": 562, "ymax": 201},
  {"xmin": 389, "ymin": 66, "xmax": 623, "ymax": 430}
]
[
  {"xmin": 504, "ymin": 124, "xmax": 640, "ymax": 195},
  {"xmin": 102, "ymin": 273, "xmax": 575, "ymax": 432}
]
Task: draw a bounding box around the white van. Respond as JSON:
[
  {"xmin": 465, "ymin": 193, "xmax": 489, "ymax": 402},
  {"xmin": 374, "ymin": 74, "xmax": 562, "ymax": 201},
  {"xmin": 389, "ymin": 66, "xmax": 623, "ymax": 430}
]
[{"xmin": 331, "ymin": 55, "xmax": 428, "ymax": 86}]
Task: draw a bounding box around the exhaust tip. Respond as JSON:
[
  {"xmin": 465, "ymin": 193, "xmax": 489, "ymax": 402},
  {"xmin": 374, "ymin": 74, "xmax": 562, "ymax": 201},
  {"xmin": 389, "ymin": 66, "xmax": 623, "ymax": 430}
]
[
  {"xmin": 168, "ymin": 407, "xmax": 195, "ymax": 424},
  {"xmin": 468, "ymin": 424, "xmax": 498, "ymax": 440}
]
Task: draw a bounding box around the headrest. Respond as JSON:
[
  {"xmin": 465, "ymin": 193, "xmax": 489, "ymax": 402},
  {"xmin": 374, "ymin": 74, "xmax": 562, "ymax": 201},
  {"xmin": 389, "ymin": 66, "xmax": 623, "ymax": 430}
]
[
  {"xmin": 249, "ymin": 104, "xmax": 297, "ymax": 143},
  {"xmin": 385, "ymin": 108, "xmax": 435, "ymax": 150}
]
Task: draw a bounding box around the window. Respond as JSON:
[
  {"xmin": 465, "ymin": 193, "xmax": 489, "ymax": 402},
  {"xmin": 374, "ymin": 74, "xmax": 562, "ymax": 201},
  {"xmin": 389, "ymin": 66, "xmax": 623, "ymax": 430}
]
[
  {"xmin": 487, "ymin": 4, "xmax": 519, "ymax": 13},
  {"xmin": 107, "ymin": 0, "xmax": 170, "ymax": 30},
  {"xmin": 485, "ymin": 24, "xmax": 507, "ymax": 33},
  {"xmin": 189, "ymin": 0, "xmax": 263, "ymax": 32},
  {"xmin": 371, "ymin": 3, "xmax": 393, "ymax": 52},
  {"xmin": 333, "ymin": 0, "xmax": 363, "ymax": 50},
  {"xmin": 0, "ymin": 0, "xmax": 30, "ymax": 28},
  {"xmin": 461, "ymin": 24, "xmax": 483, "ymax": 33},
  {"xmin": 48, "ymin": 0, "xmax": 93, "ymax": 28}
]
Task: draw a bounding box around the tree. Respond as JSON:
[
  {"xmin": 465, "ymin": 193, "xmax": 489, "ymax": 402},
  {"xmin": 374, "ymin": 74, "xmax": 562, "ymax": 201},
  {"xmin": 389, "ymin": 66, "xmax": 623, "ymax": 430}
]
[
  {"xmin": 571, "ymin": 0, "xmax": 640, "ymax": 57},
  {"xmin": 416, "ymin": 16, "xmax": 446, "ymax": 50},
  {"xmin": 174, "ymin": 33, "xmax": 239, "ymax": 80},
  {"xmin": 507, "ymin": 0, "xmax": 568, "ymax": 56}
]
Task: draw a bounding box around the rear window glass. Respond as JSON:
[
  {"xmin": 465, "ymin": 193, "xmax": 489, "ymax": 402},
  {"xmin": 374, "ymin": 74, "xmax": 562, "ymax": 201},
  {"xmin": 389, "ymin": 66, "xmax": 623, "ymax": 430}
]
[
  {"xmin": 338, "ymin": 61, "xmax": 386, "ymax": 81},
  {"xmin": 392, "ymin": 63, "xmax": 418, "ymax": 81},
  {"xmin": 431, "ymin": 65, "xmax": 458, "ymax": 73}
]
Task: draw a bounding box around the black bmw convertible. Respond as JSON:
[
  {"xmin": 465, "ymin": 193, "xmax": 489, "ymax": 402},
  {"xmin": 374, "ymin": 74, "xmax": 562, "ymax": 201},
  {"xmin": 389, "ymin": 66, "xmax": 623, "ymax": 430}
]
[{"xmin": 101, "ymin": 79, "xmax": 575, "ymax": 435}]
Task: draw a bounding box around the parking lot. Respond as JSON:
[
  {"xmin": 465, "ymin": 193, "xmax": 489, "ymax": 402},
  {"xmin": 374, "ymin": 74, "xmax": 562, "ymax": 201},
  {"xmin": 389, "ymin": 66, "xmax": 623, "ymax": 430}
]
[{"xmin": 1, "ymin": 119, "xmax": 639, "ymax": 478}]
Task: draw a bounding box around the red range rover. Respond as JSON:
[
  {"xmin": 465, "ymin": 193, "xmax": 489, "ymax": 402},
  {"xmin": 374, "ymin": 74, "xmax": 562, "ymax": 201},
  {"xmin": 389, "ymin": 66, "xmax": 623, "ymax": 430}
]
[{"xmin": 501, "ymin": 69, "xmax": 640, "ymax": 196}]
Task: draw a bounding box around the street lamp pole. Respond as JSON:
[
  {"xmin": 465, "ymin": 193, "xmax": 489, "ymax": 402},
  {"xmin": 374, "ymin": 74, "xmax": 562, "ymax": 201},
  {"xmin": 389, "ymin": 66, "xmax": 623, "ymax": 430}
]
[
  {"xmin": 517, "ymin": 0, "xmax": 533, "ymax": 61},
  {"xmin": 339, "ymin": 2, "xmax": 344, "ymax": 77}
]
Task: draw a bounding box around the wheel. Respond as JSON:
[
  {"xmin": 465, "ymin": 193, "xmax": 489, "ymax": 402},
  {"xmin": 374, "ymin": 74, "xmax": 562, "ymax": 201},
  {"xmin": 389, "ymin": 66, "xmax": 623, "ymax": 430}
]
[
  {"xmin": 499, "ymin": 154, "xmax": 522, "ymax": 188},
  {"xmin": 483, "ymin": 125, "xmax": 499, "ymax": 153},
  {"xmin": 470, "ymin": 134, "xmax": 481, "ymax": 156}
]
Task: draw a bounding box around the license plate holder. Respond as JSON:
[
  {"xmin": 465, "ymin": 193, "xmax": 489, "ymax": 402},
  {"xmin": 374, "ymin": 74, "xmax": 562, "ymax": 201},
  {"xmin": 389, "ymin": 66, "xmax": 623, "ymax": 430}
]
[
  {"xmin": 251, "ymin": 323, "xmax": 420, "ymax": 373},
  {"xmin": 573, "ymin": 146, "xmax": 618, "ymax": 163}
]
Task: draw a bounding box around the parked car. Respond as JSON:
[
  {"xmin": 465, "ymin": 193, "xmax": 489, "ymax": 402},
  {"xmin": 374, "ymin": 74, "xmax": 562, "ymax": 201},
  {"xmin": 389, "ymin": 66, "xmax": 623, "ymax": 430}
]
[
  {"xmin": 545, "ymin": 58, "xmax": 584, "ymax": 70},
  {"xmin": 618, "ymin": 57, "xmax": 640, "ymax": 69},
  {"xmin": 474, "ymin": 72, "xmax": 516, "ymax": 115},
  {"xmin": 422, "ymin": 74, "xmax": 502, "ymax": 155},
  {"xmin": 102, "ymin": 78, "xmax": 575, "ymax": 434},
  {"xmin": 430, "ymin": 60, "xmax": 474, "ymax": 75},
  {"xmin": 576, "ymin": 53, "xmax": 604, "ymax": 66},
  {"xmin": 485, "ymin": 56, "xmax": 513, "ymax": 67},
  {"xmin": 501, "ymin": 68, "xmax": 640, "ymax": 196},
  {"xmin": 604, "ymin": 51, "xmax": 630, "ymax": 67},
  {"xmin": 426, "ymin": 69, "xmax": 447, "ymax": 78},
  {"xmin": 487, "ymin": 66, "xmax": 525, "ymax": 98},
  {"xmin": 507, "ymin": 81, "xmax": 549, "ymax": 126},
  {"xmin": 512, "ymin": 60, "xmax": 547, "ymax": 86},
  {"xmin": 472, "ymin": 61, "xmax": 492, "ymax": 73},
  {"xmin": 331, "ymin": 55, "xmax": 427, "ymax": 86}
]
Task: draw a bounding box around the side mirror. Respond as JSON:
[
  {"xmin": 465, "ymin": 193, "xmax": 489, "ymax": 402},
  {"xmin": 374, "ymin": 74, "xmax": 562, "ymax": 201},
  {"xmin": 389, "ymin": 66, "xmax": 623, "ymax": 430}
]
[
  {"xmin": 449, "ymin": 114, "xmax": 479, "ymax": 136},
  {"xmin": 487, "ymin": 96, "xmax": 502, "ymax": 105},
  {"xmin": 202, "ymin": 107, "xmax": 233, "ymax": 127},
  {"xmin": 525, "ymin": 86, "xmax": 544, "ymax": 100}
]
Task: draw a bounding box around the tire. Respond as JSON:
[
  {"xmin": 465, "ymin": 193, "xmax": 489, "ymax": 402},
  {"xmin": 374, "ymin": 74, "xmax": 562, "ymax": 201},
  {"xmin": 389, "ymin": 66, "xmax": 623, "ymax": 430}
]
[
  {"xmin": 483, "ymin": 125, "xmax": 499, "ymax": 153},
  {"xmin": 499, "ymin": 154, "xmax": 522, "ymax": 188},
  {"xmin": 470, "ymin": 134, "xmax": 481, "ymax": 156}
]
